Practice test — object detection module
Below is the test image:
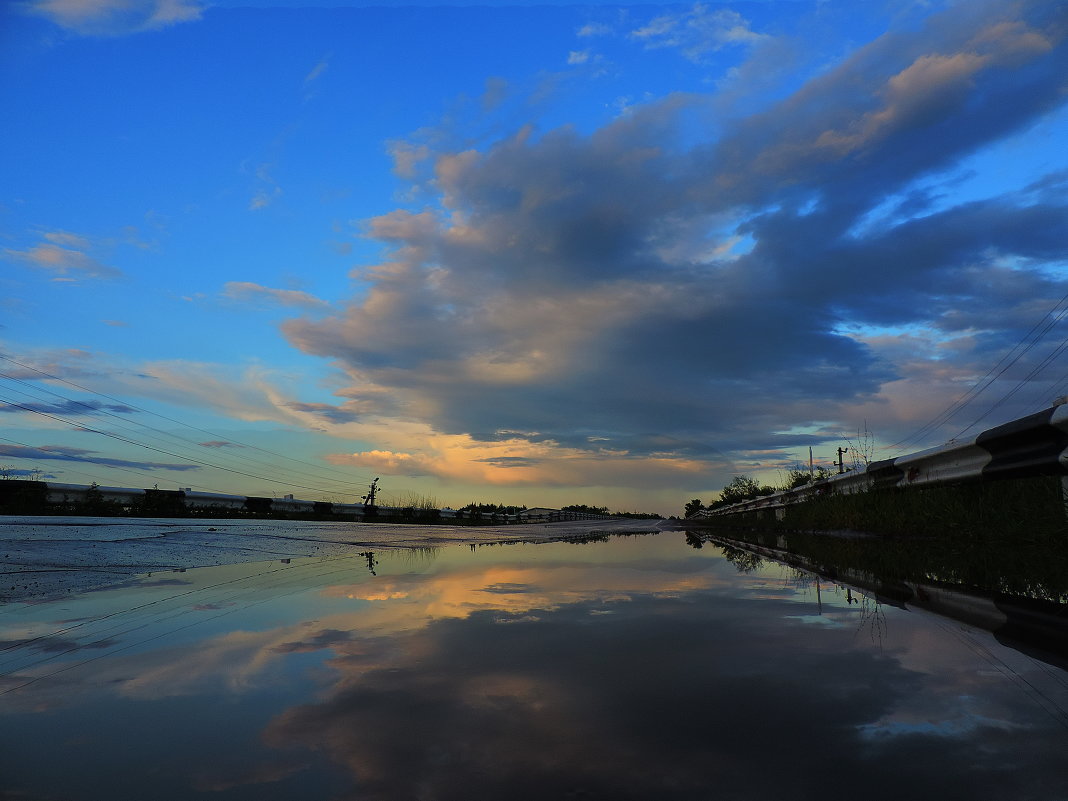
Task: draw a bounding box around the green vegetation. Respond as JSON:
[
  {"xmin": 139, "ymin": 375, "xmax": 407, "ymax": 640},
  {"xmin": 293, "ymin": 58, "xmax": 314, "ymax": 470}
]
[
  {"xmin": 561, "ymin": 504, "xmax": 609, "ymax": 515},
  {"xmin": 694, "ymin": 516, "xmax": 1068, "ymax": 603},
  {"xmin": 781, "ymin": 466, "xmax": 831, "ymax": 490},
  {"xmin": 687, "ymin": 475, "xmax": 1068, "ymax": 601},
  {"xmin": 685, "ymin": 470, "xmax": 830, "ymax": 517},
  {"xmin": 394, "ymin": 492, "xmax": 443, "ymax": 523},
  {"xmin": 456, "ymin": 502, "xmax": 527, "ymax": 521},
  {"xmin": 704, "ymin": 476, "xmax": 1064, "ymax": 538},
  {"xmin": 0, "ymin": 479, "xmax": 48, "ymax": 514},
  {"xmin": 560, "ymin": 504, "xmax": 662, "ymax": 519}
]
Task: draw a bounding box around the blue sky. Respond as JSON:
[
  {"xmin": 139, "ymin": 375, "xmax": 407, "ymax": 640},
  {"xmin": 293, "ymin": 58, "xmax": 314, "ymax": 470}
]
[{"xmin": 2, "ymin": 0, "xmax": 1067, "ymax": 514}]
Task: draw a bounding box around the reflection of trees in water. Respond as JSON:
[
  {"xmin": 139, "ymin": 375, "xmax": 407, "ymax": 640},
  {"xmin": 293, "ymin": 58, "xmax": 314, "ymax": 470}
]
[
  {"xmin": 360, "ymin": 547, "xmax": 439, "ymax": 577},
  {"xmin": 793, "ymin": 568, "xmax": 888, "ymax": 647},
  {"xmin": 719, "ymin": 544, "xmax": 764, "ymax": 574},
  {"xmin": 399, "ymin": 547, "xmax": 439, "ymax": 568},
  {"xmin": 693, "ymin": 524, "xmax": 1068, "ymax": 604},
  {"xmin": 856, "ymin": 592, "xmax": 886, "ymax": 647}
]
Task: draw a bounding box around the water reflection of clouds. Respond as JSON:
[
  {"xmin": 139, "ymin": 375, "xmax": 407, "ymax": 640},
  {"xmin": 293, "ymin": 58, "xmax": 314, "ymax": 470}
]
[
  {"xmin": 4, "ymin": 539, "xmax": 1067, "ymax": 800},
  {"xmin": 320, "ymin": 562, "xmax": 728, "ymax": 630},
  {"xmin": 259, "ymin": 596, "xmax": 1067, "ymax": 801},
  {"xmin": 1, "ymin": 549, "xmax": 729, "ymax": 711}
]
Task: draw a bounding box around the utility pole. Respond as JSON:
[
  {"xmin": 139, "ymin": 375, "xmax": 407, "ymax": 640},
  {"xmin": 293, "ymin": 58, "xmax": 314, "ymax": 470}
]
[
  {"xmin": 362, "ymin": 477, "xmax": 380, "ymax": 508},
  {"xmin": 835, "ymin": 447, "xmax": 849, "ymax": 474}
]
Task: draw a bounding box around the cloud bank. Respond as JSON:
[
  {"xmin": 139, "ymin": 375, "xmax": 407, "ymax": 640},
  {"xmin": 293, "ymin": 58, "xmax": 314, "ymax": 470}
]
[{"xmin": 277, "ymin": 0, "xmax": 1068, "ymax": 492}]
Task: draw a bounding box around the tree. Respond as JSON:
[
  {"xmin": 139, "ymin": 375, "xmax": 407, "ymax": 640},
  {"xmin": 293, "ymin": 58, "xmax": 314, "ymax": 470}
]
[
  {"xmin": 684, "ymin": 498, "xmax": 704, "ymax": 517},
  {"xmin": 84, "ymin": 482, "xmax": 106, "ymax": 514},
  {"xmin": 719, "ymin": 475, "xmax": 761, "ymax": 505},
  {"xmin": 782, "ymin": 466, "xmax": 831, "ymax": 491},
  {"xmin": 561, "ymin": 504, "xmax": 610, "ymax": 515}
]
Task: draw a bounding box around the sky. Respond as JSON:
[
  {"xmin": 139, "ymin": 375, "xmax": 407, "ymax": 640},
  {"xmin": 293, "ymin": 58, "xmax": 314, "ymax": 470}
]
[{"xmin": 2, "ymin": 0, "xmax": 1067, "ymax": 515}]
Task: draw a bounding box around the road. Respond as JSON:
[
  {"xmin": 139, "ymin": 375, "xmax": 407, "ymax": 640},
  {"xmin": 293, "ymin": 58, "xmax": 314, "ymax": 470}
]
[{"xmin": 0, "ymin": 515, "xmax": 665, "ymax": 601}]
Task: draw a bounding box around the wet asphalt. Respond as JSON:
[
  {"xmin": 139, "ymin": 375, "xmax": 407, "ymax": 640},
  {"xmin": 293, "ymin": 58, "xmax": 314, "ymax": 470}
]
[{"xmin": 0, "ymin": 516, "xmax": 664, "ymax": 601}]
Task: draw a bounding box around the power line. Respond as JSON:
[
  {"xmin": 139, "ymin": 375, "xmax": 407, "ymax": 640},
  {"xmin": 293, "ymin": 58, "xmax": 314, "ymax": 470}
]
[
  {"xmin": 0, "ymin": 353, "xmax": 381, "ymax": 483},
  {"xmin": 0, "ymin": 352, "xmax": 385, "ymax": 494},
  {"xmin": 0, "ymin": 370, "xmax": 373, "ymax": 494},
  {"xmin": 885, "ymin": 289, "xmax": 1068, "ymax": 451},
  {"xmin": 0, "ymin": 394, "xmax": 357, "ymax": 498},
  {"xmin": 955, "ymin": 330, "xmax": 1068, "ymax": 438},
  {"xmin": 0, "ymin": 433, "xmax": 233, "ymax": 492}
]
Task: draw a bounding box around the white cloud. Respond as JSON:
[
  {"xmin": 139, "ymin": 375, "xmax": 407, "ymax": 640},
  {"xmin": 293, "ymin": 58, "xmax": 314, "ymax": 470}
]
[
  {"xmin": 481, "ymin": 76, "xmax": 509, "ymax": 112},
  {"xmin": 577, "ymin": 21, "xmax": 612, "ymax": 38},
  {"xmin": 23, "ymin": 0, "xmax": 205, "ymax": 36},
  {"xmin": 304, "ymin": 55, "xmax": 330, "ymax": 85},
  {"xmin": 3, "ymin": 233, "xmax": 122, "ymax": 281},
  {"xmin": 248, "ymin": 188, "xmax": 280, "ymax": 210},
  {"xmin": 247, "ymin": 162, "xmax": 282, "ymax": 211},
  {"xmin": 42, "ymin": 230, "xmax": 92, "ymax": 249},
  {"xmin": 630, "ymin": 5, "xmax": 768, "ymax": 63},
  {"xmin": 222, "ymin": 281, "xmax": 330, "ymax": 310}
]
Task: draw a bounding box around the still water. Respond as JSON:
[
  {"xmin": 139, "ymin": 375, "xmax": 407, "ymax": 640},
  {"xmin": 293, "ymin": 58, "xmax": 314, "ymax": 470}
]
[{"xmin": 2, "ymin": 532, "xmax": 1067, "ymax": 800}]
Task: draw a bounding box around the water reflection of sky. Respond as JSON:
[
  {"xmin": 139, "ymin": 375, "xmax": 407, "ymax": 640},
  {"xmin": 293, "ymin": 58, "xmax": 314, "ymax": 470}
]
[{"xmin": 2, "ymin": 533, "xmax": 1067, "ymax": 801}]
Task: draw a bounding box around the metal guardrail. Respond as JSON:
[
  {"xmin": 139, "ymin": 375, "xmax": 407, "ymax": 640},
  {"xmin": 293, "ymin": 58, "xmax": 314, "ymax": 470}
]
[{"xmin": 694, "ymin": 403, "xmax": 1068, "ymax": 519}]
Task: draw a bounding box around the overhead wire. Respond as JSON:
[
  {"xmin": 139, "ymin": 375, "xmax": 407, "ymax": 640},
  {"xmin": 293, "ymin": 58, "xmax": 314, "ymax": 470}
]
[
  {"xmin": 0, "ymin": 377, "xmax": 290, "ymax": 484},
  {"xmin": 0, "ymin": 353, "xmax": 381, "ymax": 485},
  {"xmin": 0, "ymin": 382, "xmax": 367, "ymax": 501},
  {"xmin": 0, "ymin": 394, "xmax": 364, "ymax": 498},
  {"xmin": 0, "ymin": 432, "xmax": 232, "ymax": 493},
  {"xmin": 885, "ymin": 288, "xmax": 1068, "ymax": 452},
  {"xmin": 0, "ymin": 352, "xmax": 385, "ymax": 497},
  {"xmin": 954, "ymin": 329, "xmax": 1068, "ymax": 438},
  {"xmin": 929, "ymin": 616, "xmax": 1068, "ymax": 732}
]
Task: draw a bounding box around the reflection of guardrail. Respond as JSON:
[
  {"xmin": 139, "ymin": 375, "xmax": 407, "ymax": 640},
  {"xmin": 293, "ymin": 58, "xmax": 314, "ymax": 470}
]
[
  {"xmin": 703, "ymin": 533, "xmax": 1068, "ymax": 663},
  {"xmin": 695, "ymin": 403, "xmax": 1068, "ymax": 518}
]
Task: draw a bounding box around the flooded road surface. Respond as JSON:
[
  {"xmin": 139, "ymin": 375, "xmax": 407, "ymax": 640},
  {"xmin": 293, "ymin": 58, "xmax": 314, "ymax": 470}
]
[
  {"xmin": 2, "ymin": 531, "xmax": 1067, "ymax": 800},
  {"xmin": 0, "ymin": 515, "xmax": 658, "ymax": 600}
]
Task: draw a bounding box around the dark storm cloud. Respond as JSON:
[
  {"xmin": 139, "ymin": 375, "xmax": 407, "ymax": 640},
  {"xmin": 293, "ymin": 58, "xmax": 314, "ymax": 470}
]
[
  {"xmin": 282, "ymin": 0, "xmax": 1068, "ymax": 468},
  {"xmin": 262, "ymin": 595, "xmax": 1068, "ymax": 801}
]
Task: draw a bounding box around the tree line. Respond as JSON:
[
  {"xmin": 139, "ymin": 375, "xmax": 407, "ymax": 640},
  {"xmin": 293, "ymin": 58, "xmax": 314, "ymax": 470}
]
[{"xmin": 684, "ymin": 467, "xmax": 831, "ymax": 517}]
